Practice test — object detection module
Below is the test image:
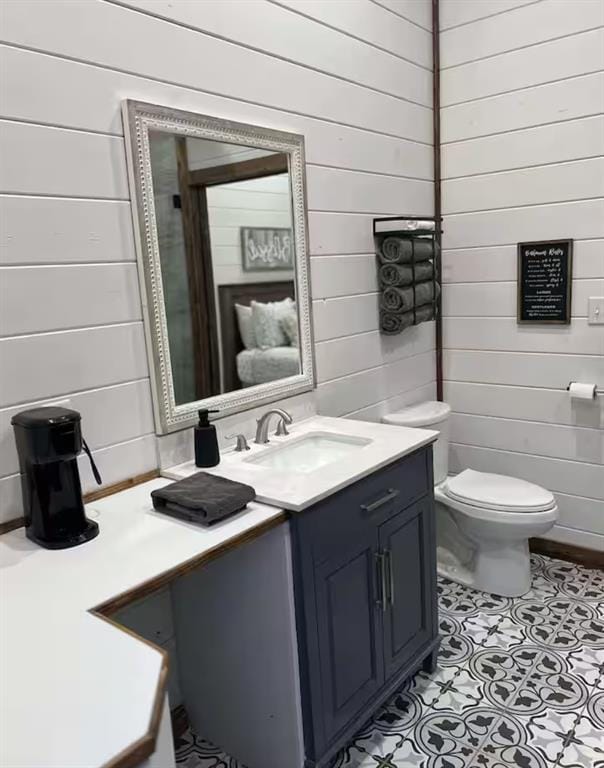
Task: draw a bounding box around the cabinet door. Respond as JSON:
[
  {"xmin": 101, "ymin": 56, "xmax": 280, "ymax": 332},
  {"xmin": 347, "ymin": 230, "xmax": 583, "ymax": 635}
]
[
  {"xmin": 313, "ymin": 535, "xmax": 384, "ymax": 744},
  {"xmin": 379, "ymin": 498, "xmax": 436, "ymax": 681}
]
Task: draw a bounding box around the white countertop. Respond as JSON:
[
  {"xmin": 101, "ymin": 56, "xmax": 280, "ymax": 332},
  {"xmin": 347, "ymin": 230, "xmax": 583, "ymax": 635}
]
[
  {"xmin": 0, "ymin": 479, "xmax": 285, "ymax": 768},
  {"xmin": 0, "ymin": 416, "xmax": 435, "ymax": 768},
  {"xmin": 165, "ymin": 415, "xmax": 438, "ymax": 511}
]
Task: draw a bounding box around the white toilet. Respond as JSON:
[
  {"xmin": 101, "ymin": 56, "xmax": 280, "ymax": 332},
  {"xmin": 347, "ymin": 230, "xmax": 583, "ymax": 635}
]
[{"xmin": 383, "ymin": 402, "xmax": 558, "ymax": 598}]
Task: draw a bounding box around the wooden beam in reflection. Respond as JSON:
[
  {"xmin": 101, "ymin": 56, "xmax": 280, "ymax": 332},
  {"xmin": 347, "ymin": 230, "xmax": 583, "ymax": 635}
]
[
  {"xmin": 188, "ymin": 152, "xmax": 288, "ymax": 187},
  {"xmin": 175, "ymin": 137, "xmax": 220, "ymax": 399}
]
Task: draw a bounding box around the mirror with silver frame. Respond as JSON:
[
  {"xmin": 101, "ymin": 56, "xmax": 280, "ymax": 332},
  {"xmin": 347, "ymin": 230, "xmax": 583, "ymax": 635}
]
[{"xmin": 122, "ymin": 101, "xmax": 314, "ymax": 434}]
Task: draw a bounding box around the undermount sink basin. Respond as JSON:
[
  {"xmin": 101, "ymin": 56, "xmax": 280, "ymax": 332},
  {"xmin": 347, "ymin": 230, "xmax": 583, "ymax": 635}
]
[{"xmin": 244, "ymin": 432, "xmax": 372, "ymax": 473}]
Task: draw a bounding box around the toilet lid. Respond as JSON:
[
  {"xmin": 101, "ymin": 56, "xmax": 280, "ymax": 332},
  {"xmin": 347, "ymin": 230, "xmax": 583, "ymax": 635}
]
[
  {"xmin": 444, "ymin": 469, "xmax": 556, "ymax": 513},
  {"xmin": 383, "ymin": 401, "xmax": 451, "ymax": 427}
]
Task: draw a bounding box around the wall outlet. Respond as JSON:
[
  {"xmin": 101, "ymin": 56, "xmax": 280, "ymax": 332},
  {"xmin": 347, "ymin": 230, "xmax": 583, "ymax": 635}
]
[{"xmin": 587, "ymin": 297, "xmax": 604, "ymax": 325}]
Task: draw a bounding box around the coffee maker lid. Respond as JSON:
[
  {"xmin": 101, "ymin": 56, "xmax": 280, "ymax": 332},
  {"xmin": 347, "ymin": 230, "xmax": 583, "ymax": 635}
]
[{"xmin": 11, "ymin": 406, "xmax": 81, "ymax": 429}]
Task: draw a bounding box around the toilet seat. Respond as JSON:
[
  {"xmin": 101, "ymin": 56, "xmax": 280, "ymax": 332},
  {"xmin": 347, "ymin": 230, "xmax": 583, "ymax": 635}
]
[
  {"xmin": 443, "ymin": 469, "xmax": 556, "ymax": 514},
  {"xmin": 382, "ymin": 399, "xmax": 559, "ymax": 597},
  {"xmin": 435, "ymin": 470, "xmax": 558, "ymax": 596}
]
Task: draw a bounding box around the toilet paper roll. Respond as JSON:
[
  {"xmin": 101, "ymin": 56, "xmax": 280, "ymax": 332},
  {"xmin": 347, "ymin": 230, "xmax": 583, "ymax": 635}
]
[{"xmin": 568, "ymin": 382, "xmax": 596, "ymax": 400}]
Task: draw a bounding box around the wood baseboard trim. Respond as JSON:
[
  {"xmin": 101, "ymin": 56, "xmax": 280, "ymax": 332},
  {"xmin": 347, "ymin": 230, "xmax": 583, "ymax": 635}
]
[
  {"xmin": 0, "ymin": 516, "xmax": 25, "ymax": 535},
  {"xmin": 530, "ymin": 537, "xmax": 604, "ymax": 570},
  {"xmin": 0, "ymin": 469, "xmax": 160, "ymax": 536},
  {"xmin": 170, "ymin": 705, "xmax": 190, "ymax": 740},
  {"xmin": 84, "ymin": 469, "xmax": 160, "ymax": 503}
]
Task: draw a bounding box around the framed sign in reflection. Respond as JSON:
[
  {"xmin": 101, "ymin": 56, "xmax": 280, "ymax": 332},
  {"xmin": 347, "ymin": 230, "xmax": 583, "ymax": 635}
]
[{"xmin": 241, "ymin": 227, "xmax": 294, "ymax": 271}]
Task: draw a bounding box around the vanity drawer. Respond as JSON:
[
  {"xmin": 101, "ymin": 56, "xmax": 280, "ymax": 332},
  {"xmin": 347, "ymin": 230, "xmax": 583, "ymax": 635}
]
[{"xmin": 302, "ymin": 446, "xmax": 432, "ymax": 565}]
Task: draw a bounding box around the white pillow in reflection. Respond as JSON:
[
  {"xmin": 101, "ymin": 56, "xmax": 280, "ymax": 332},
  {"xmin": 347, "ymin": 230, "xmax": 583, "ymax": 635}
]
[
  {"xmin": 251, "ymin": 298, "xmax": 294, "ymax": 349},
  {"xmin": 235, "ymin": 303, "xmax": 256, "ymax": 349},
  {"xmin": 281, "ymin": 310, "xmax": 299, "ymax": 347}
]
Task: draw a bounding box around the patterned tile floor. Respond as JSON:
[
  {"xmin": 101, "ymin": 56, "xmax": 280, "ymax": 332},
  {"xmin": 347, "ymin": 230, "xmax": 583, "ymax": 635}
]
[{"xmin": 175, "ymin": 555, "xmax": 604, "ymax": 768}]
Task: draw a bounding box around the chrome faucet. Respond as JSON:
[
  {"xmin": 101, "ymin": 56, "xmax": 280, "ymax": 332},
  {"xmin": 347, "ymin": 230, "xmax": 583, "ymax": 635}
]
[
  {"xmin": 226, "ymin": 433, "xmax": 250, "ymax": 452},
  {"xmin": 255, "ymin": 408, "xmax": 293, "ymax": 444},
  {"xmin": 275, "ymin": 418, "xmax": 290, "ymax": 437}
]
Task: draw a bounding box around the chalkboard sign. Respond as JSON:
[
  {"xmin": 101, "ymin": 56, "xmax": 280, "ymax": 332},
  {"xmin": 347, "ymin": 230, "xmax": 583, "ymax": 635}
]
[{"xmin": 517, "ymin": 239, "xmax": 572, "ymax": 324}]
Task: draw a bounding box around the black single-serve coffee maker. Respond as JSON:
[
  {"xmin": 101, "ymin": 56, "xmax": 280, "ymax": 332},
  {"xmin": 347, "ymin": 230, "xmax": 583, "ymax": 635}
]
[{"xmin": 11, "ymin": 407, "xmax": 102, "ymax": 549}]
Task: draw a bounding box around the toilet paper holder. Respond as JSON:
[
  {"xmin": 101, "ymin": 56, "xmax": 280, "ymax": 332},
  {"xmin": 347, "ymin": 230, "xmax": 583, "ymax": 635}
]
[{"xmin": 566, "ymin": 382, "xmax": 603, "ymax": 396}]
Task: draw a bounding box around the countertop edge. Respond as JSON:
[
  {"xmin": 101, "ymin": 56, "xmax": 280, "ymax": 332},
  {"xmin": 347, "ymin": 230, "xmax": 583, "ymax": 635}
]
[
  {"xmin": 92, "ymin": 614, "xmax": 170, "ymax": 768},
  {"xmin": 93, "ymin": 509, "xmax": 289, "ymax": 768},
  {"xmin": 94, "ymin": 510, "xmax": 288, "ymax": 616},
  {"xmin": 1, "ymin": 495, "xmax": 288, "ymax": 768}
]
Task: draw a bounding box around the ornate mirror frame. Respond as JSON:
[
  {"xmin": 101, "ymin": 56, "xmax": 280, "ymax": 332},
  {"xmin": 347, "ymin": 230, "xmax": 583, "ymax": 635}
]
[{"xmin": 122, "ymin": 100, "xmax": 315, "ymax": 434}]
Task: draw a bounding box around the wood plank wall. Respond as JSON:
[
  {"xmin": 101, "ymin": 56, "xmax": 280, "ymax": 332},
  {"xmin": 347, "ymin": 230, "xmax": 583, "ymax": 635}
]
[
  {"xmin": 439, "ymin": 0, "xmax": 604, "ymax": 550},
  {"xmin": 0, "ymin": 0, "xmax": 435, "ymax": 523}
]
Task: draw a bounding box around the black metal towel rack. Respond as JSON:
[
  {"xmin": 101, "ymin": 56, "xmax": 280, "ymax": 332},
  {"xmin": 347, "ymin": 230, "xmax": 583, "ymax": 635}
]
[{"xmin": 373, "ymin": 215, "xmax": 442, "ymax": 332}]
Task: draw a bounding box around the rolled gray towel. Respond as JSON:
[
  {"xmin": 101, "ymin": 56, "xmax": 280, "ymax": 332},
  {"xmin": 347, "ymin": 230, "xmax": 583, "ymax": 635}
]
[
  {"xmin": 379, "ymin": 261, "xmax": 434, "ymax": 288},
  {"xmin": 380, "ymin": 311, "xmax": 411, "ymax": 335},
  {"xmin": 380, "ymin": 304, "xmax": 435, "ymax": 335},
  {"xmin": 381, "ymin": 281, "xmax": 440, "ymax": 312},
  {"xmin": 412, "ymin": 304, "xmax": 435, "ymax": 324},
  {"xmin": 379, "ymin": 237, "xmax": 434, "ymax": 264}
]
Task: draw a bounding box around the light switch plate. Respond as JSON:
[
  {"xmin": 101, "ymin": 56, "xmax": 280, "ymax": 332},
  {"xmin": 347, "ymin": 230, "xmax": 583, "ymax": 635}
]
[{"xmin": 587, "ymin": 297, "xmax": 604, "ymax": 325}]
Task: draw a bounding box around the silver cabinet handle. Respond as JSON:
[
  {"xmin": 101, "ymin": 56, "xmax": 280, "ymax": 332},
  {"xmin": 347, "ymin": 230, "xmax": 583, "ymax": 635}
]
[
  {"xmin": 385, "ymin": 549, "xmax": 395, "ymax": 606},
  {"xmin": 361, "ymin": 488, "xmax": 400, "ymax": 514},
  {"xmin": 374, "ymin": 552, "xmax": 386, "ymax": 611}
]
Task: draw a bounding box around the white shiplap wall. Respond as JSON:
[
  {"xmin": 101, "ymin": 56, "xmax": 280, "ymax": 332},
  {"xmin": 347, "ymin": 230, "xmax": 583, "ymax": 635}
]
[
  {"xmin": 207, "ymin": 175, "xmax": 294, "ymax": 290},
  {"xmin": 440, "ymin": 0, "xmax": 604, "ymax": 550},
  {"xmin": 0, "ymin": 0, "xmax": 435, "ymax": 523}
]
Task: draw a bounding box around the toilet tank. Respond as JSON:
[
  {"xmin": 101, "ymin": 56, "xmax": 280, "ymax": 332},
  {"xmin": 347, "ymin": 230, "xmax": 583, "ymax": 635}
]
[{"xmin": 382, "ymin": 401, "xmax": 451, "ymax": 485}]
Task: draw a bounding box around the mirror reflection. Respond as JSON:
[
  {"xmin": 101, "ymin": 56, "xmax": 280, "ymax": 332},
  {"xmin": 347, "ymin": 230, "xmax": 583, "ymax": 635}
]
[{"xmin": 148, "ymin": 131, "xmax": 300, "ymax": 406}]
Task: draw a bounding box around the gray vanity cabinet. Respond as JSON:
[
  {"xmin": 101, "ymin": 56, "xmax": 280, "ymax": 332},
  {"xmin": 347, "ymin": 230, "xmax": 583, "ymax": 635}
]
[
  {"xmin": 312, "ymin": 533, "xmax": 384, "ymax": 741},
  {"xmin": 291, "ymin": 446, "xmax": 438, "ymax": 768},
  {"xmin": 379, "ymin": 497, "xmax": 435, "ymax": 681}
]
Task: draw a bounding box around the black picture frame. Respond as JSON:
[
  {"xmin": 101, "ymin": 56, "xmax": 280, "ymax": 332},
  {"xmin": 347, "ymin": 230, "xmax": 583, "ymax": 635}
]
[{"xmin": 517, "ymin": 239, "xmax": 573, "ymax": 325}]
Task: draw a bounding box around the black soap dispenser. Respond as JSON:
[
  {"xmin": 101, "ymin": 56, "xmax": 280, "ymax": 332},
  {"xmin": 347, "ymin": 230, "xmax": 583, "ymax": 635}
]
[{"xmin": 195, "ymin": 409, "xmax": 220, "ymax": 468}]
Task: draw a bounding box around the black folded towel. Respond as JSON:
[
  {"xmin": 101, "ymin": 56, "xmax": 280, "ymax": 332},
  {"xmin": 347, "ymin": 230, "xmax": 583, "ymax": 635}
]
[
  {"xmin": 379, "ymin": 260, "xmax": 434, "ymax": 288},
  {"xmin": 151, "ymin": 472, "xmax": 256, "ymax": 525},
  {"xmin": 379, "ymin": 237, "xmax": 435, "ymax": 264}
]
